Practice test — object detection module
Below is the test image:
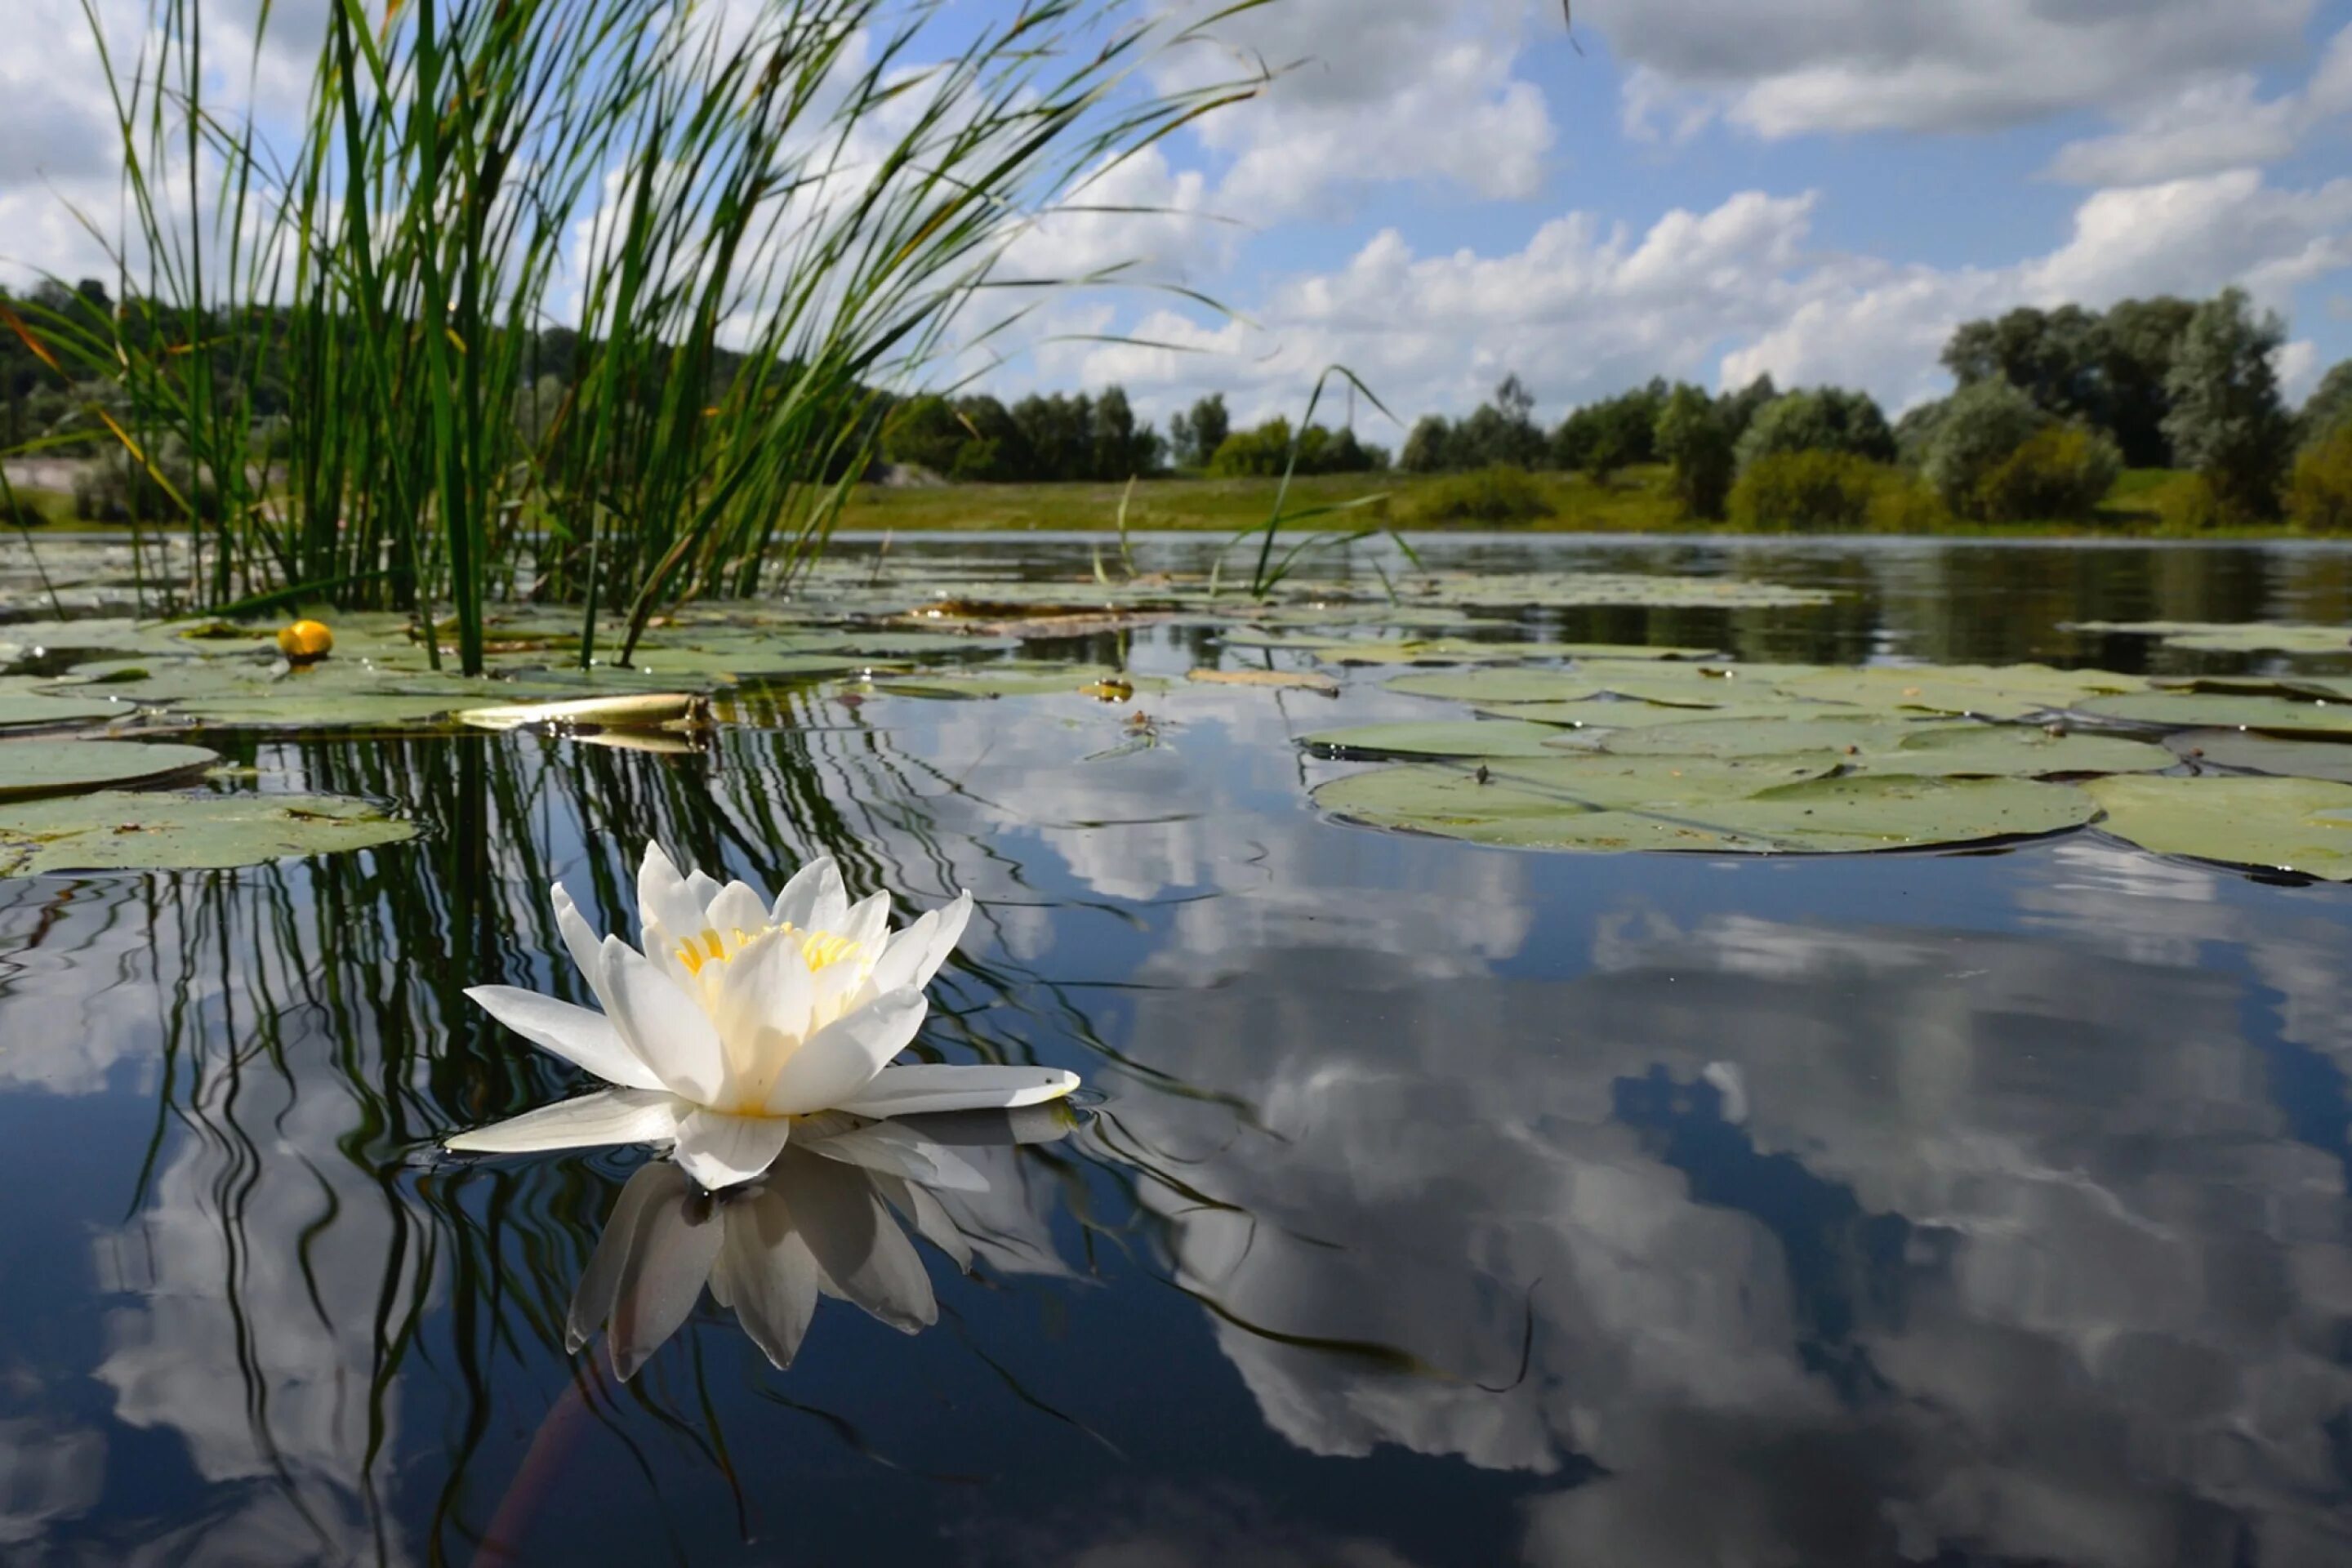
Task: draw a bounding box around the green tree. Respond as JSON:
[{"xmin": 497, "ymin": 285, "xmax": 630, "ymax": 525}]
[
  {"xmin": 1733, "ymin": 387, "xmax": 1896, "ymax": 471},
  {"xmin": 1941, "ymin": 305, "xmax": 2112, "ymax": 426},
  {"xmin": 2100, "ymin": 296, "xmax": 2197, "ymax": 466},
  {"xmin": 1653, "ymin": 383, "xmax": 1734, "ymax": 519},
  {"xmin": 884, "ymin": 394, "xmax": 971, "ymax": 474},
  {"xmin": 2298, "ymin": 359, "xmax": 2352, "ymax": 448},
  {"xmin": 2287, "ymin": 424, "xmax": 2352, "ymax": 532},
  {"xmin": 2162, "ymin": 287, "xmax": 2293, "ymax": 519},
  {"xmin": 1169, "ymin": 392, "xmax": 1230, "ymax": 469},
  {"xmin": 1921, "ymin": 378, "xmax": 2047, "ymax": 518},
  {"xmin": 1089, "ymin": 385, "xmax": 1160, "ymax": 478},
  {"xmin": 1715, "ymin": 374, "xmax": 1778, "ymax": 444},
  {"xmin": 1400, "ymin": 416, "xmax": 1455, "ymax": 473}
]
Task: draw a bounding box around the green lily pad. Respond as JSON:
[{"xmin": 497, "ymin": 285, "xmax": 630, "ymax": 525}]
[
  {"xmin": 1694, "ymin": 775, "xmax": 2099, "ymax": 853},
  {"xmin": 2169, "ymin": 730, "xmax": 2352, "ymax": 784},
  {"xmin": 0, "ymin": 694, "xmax": 128, "ymax": 728},
  {"xmin": 0, "ymin": 791, "xmax": 414, "ymax": 875},
  {"xmin": 2152, "ymin": 675, "xmax": 2352, "ymax": 701},
  {"xmin": 2069, "ymin": 621, "xmax": 2352, "ymax": 656},
  {"xmin": 1314, "ymin": 756, "xmax": 2087, "ymax": 854},
  {"xmin": 1598, "ymin": 716, "xmax": 1938, "ymax": 758},
  {"xmin": 0, "ymin": 741, "xmax": 220, "ymax": 801},
  {"xmin": 2075, "ymin": 693, "xmax": 2352, "ymax": 737},
  {"xmin": 1473, "ymin": 701, "xmax": 1842, "ymax": 731},
  {"xmin": 866, "ymin": 664, "xmax": 1150, "ymax": 700},
  {"xmin": 1846, "ymin": 725, "xmax": 2175, "ymax": 778},
  {"xmin": 1388, "ymin": 670, "xmax": 1607, "ymax": 704},
  {"xmin": 1776, "ymin": 664, "xmax": 2145, "ymax": 720},
  {"xmin": 1304, "ymin": 638, "xmax": 1584, "ymax": 666},
  {"xmin": 2085, "ymin": 775, "xmax": 2352, "ymax": 880},
  {"xmin": 1300, "ymin": 720, "xmax": 1580, "ymax": 759},
  {"xmin": 1403, "ymin": 572, "xmax": 1836, "ymax": 609}
]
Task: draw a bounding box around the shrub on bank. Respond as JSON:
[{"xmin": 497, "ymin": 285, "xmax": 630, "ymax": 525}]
[
  {"xmin": 1402, "ymin": 466, "xmax": 1555, "ymax": 524},
  {"xmin": 2287, "ymin": 425, "xmax": 2352, "ymax": 532},
  {"xmin": 1727, "ymin": 450, "xmax": 1882, "ymax": 532},
  {"xmin": 1975, "ymin": 425, "xmax": 2123, "ymax": 523}
]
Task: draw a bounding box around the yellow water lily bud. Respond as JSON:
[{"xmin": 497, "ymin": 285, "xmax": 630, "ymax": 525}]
[{"xmin": 277, "ymin": 619, "xmax": 334, "ymax": 663}]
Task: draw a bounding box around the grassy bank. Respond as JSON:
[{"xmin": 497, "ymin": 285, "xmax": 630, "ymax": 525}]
[{"xmin": 833, "ymin": 465, "xmax": 2275, "ymax": 537}]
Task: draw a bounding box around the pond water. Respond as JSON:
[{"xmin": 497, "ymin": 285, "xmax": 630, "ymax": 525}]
[{"xmin": 4, "ymin": 533, "xmax": 2352, "ymax": 1566}]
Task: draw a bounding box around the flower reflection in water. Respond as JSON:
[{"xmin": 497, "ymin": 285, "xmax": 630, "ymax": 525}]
[
  {"xmin": 569, "ymin": 1103, "xmax": 1081, "ymax": 1379},
  {"xmin": 448, "ymin": 841, "xmax": 1080, "ymax": 1187}
]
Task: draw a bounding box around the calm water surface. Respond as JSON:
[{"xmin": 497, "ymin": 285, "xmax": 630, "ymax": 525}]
[{"xmin": 4, "ymin": 535, "xmax": 2352, "ymax": 1566}]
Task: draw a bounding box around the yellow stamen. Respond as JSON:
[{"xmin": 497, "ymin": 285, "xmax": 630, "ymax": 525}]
[{"xmin": 676, "ymin": 922, "xmax": 865, "ymax": 978}]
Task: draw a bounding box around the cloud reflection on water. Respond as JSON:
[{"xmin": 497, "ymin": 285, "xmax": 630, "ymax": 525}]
[{"xmin": 1102, "ymin": 887, "xmax": 2352, "ymax": 1567}]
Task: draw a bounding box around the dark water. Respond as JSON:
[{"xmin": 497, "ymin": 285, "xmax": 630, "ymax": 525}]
[{"xmin": 4, "ymin": 535, "xmax": 2352, "ymax": 1567}]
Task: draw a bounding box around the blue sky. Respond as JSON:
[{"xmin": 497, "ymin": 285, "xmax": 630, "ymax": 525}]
[
  {"xmin": 5, "ymin": 0, "xmax": 2348, "ymax": 431},
  {"xmin": 995, "ymin": 0, "xmax": 2352, "ymax": 430}
]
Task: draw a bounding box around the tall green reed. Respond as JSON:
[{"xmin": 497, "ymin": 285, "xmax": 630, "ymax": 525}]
[{"xmin": 20, "ymin": 0, "xmax": 1273, "ymax": 672}]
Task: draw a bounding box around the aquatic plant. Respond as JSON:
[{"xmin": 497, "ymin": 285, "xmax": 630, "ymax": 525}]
[
  {"xmin": 18, "ymin": 0, "xmax": 1273, "ymax": 671},
  {"xmin": 448, "ymin": 842, "xmax": 1080, "ymax": 1187}
]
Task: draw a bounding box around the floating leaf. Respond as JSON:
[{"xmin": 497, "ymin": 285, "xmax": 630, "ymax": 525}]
[
  {"xmin": 0, "ymin": 741, "xmax": 220, "ymax": 801},
  {"xmin": 2168, "ymin": 730, "xmax": 2352, "ymax": 784},
  {"xmin": 1472, "ymin": 700, "xmax": 1839, "ymax": 730},
  {"xmin": 1846, "ymin": 725, "xmax": 2174, "ymax": 778},
  {"xmin": 866, "ymin": 664, "xmax": 1153, "ymax": 700},
  {"xmin": 0, "ymin": 693, "xmax": 128, "ymax": 729},
  {"xmin": 1777, "ymin": 664, "xmax": 2145, "ymax": 720},
  {"xmin": 1598, "ymin": 715, "xmax": 1937, "ymax": 758},
  {"xmin": 2069, "ymin": 621, "xmax": 2352, "ymax": 655},
  {"xmin": 0, "ymin": 791, "xmax": 414, "ymax": 875},
  {"xmin": 2085, "ymin": 775, "xmax": 2352, "ymax": 880},
  {"xmin": 1301, "ymin": 720, "xmax": 1582, "ymax": 760},
  {"xmin": 1314, "ymin": 755, "xmax": 2087, "ymax": 854},
  {"xmin": 1388, "ymin": 670, "xmax": 1605, "ymax": 704},
  {"xmin": 1185, "ymin": 668, "xmax": 1339, "ymax": 694},
  {"xmin": 2076, "ymin": 693, "xmax": 2352, "ymax": 737},
  {"xmin": 1692, "ymin": 774, "xmax": 2098, "ymax": 853}
]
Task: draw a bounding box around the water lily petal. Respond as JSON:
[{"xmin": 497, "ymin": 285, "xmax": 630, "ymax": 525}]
[
  {"xmin": 550, "ymin": 883, "xmax": 610, "ymax": 1001},
  {"xmin": 872, "ymin": 1174, "xmax": 974, "ymax": 1274},
  {"xmin": 704, "ymin": 879, "xmax": 770, "ymax": 940},
  {"xmin": 685, "ymin": 869, "xmax": 724, "ymax": 915},
  {"xmin": 806, "ymin": 1120, "xmax": 988, "ymax": 1192},
  {"xmin": 605, "ymin": 1177, "xmax": 724, "ymax": 1380},
  {"xmin": 867, "ymin": 908, "xmax": 938, "ymax": 997},
  {"xmin": 768, "ymin": 856, "xmax": 845, "ymax": 932},
  {"xmin": 835, "ymin": 1064, "xmax": 1080, "ymax": 1120},
  {"xmin": 760, "ymin": 989, "xmax": 928, "ymax": 1116},
  {"xmin": 918, "ymin": 891, "xmax": 973, "ymax": 987},
  {"xmin": 714, "ymin": 1187, "xmax": 821, "ymax": 1369},
  {"xmin": 568, "ymin": 1161, "xmax": 689, "ymax": 1352},
  {"xmin": 601, "ymin": 937, "xmax": 727, "ymax": 1102},
  {"xmin": 837, "ymin": 890, "xmax": 892, "ymax": 953},
  {"xmin": 710, "ymin": 927, "xmax": 815, "ymax": 1074},
  {"xmin": 445, "ymin": 1088, "xmax": 680, "ymax": 1155},
  {"xmin": 637, "ymin": 842, "xmax": 706, "ymax": 949},
  {"xmin": 787, "ymin": 1150, "xmax": 936, "ymax": 1332},
  {"xmin": 672, "ymin": 1108, "xmax": 795, "ymax": 1190},
  {"xmin": 463, "ymin": 985, "xmax": 666, "ymax": 1092}
]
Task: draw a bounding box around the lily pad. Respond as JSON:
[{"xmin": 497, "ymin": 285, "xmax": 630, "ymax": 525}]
[
  {"xmin": 1388, "ymin": 670, "xmax": 1606, "ymax": 704},
  {"xmin": 1186, "ymin": 668, "xmax": 1340, "ymax": 693},
  {"xmin": 0, "ymin": 791, "xmax": 414, "ymax": 875},
  {"xmin": 2069, "ymin": 621, "xmax": 2352, "ymax": 656},
  {"xmin": 1846, "ymin": 725, "xmax": 2175, "ymax": 778},
  {"xmin": 1599, "ymin": 716, "xmax": 1938, "ymax": 759},
  {"xmin": 0, "ymin": 694, "xmax": 127, "ymax": 728},
  {"xmin": 2168, "ymin": 730, "xmax": 2352, "ymax": 784},
  {"xmin": 1776, "ymin": 664, "xmax": 2145, "ymax": 721},
  {"xmin": 2085, "ymin": 775, "xmax": 2352, "ymax": 880},
  {"xmin": 1472, "ymin": 700, "xmax": 1841, "ymax": 731},
  {"xmin": 1314, "ymin": 756, "xmax": 2087, "ymax": 854},
  {"xmin": 0, "ymin": 741, "xmax": 220, "ymax": 801},
  {"xmin": 2076, "ymin": 693, "xmax": 2352, "ymax": 737},
  {"xmin": 866, "ymin": 664, "xmax": 1147, "ymax": 700},
  {"xmin": 1301, "ymin": 720, "xmax": 1581, "ymax": 759}
]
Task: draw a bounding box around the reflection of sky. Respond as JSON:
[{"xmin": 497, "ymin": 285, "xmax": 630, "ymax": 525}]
[{"xmin": 5, "ymin": 542, "xmax": 2352, "ymax": 1562}]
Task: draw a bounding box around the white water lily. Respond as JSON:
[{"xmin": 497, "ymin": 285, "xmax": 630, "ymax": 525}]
[{"xmin": 447, "ymin": 843, "xmax": 1079, "ymax": 1189}]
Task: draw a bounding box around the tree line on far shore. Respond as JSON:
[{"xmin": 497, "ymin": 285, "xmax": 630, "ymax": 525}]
[
  {"xmin": 10, "ymin": 276, "xmax": 2350, "ymax": 532},
  {"xmin": 874, "ymin": 287, "xmax": 2352, "ymax": 531}
]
